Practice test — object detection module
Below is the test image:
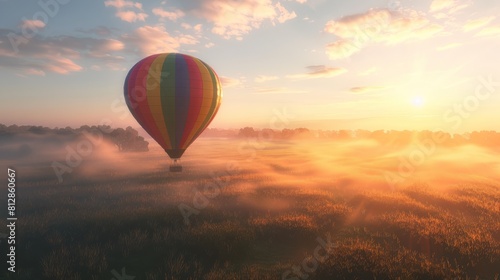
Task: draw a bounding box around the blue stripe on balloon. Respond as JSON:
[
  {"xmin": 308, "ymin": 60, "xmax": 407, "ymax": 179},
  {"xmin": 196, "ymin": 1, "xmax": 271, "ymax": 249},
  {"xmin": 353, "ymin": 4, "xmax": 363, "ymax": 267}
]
[{"xmin": 174, "ymin": 54, "xmax": 190, "ymax": 148}]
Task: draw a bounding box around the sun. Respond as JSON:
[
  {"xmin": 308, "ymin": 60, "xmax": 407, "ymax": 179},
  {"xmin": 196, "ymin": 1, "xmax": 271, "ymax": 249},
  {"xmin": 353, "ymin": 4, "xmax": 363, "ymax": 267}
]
[{"xmin": 411, "ymin": 96, "xmax": 425, "ymax": 108}]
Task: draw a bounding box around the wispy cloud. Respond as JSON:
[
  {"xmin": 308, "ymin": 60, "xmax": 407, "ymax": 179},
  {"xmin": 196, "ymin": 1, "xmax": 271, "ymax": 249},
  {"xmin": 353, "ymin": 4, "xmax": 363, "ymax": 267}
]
[
  {"xmin": 436, "ymin": 42, "xmax": 462, "ymax": 51},
  {"xmin": 0, "ymin": 29, "xmax": 125, "ymax": 75},
  {"xmin": 23, "ymin": 68, "xmax": 46, "ymax": 76},
  {"xmin": 19, "ymin": 19, "xmax": 46, "ymax": 30},
  {"xmin": 358, "ymin": 67, "xmax": 377, "ymax": 76},
  {"xmin": 115, "ymin": 10, "xmax": 148, "ymax": 22},
  {"xmin": 152, "ymin": 7, "xmax": 185, "ymax": 21},
  {"xmin": 255, "ymin": 75, "xmax": 279, "ymax": 83},
  {"xmin": 275, "ymin": 2, "xmax": 297, "ymax": 23},
  {"xmin": 430, "ymin": 0, "xmax": 456, "ymax": 13},
  {"xmin": 184, "ymin": 0, "xmax": 296, "ymax": 39},
  {"xmin": 463, "ymin": 16, "xmax": 495, "ymax": 32},
  {"xmin": 350, "ymin": 86, "xmax": 387, "ymax": 94},
  {"xmin": 429, "ymin": 0, "xmax": 469, "ymax": 14},
  {"xmin": 475, "ymin": 25, "xmax": 500, "ymax": 37},
  {"xmin": 286, "ymin": 65, "xmax": 346, "ymax": 80},
  {"xmin": 324, "ymin": 9, "xmax": 444, "ymax": 60},
  {"xmin": 253, "ymin": 87, "xmax": 307, "ymax": 94},
  {"xmin": 105, "ymin": 0, "xmax": 148, "ymax": 22},
  {"xmin": 220, "ymin": 76, "xmax": 243, "ymax": 88},
  {"xmin": 104, "ymin": 0, "xmax": 142, "ymax": 9},
  {"xmin": 122, "ymin": 25, "xmax": 197, "ymax": 56}
]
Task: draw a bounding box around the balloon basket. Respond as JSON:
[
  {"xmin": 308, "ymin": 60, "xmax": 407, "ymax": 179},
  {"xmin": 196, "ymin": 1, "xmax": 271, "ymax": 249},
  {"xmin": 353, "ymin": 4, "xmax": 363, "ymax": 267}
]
[
  {"xmin": 169, "ymin": 159, "xmax": 183, "ymax": 172},
  {"xmin": 169, "ymin": 165, "xmax": 183, "ymax": 172}
]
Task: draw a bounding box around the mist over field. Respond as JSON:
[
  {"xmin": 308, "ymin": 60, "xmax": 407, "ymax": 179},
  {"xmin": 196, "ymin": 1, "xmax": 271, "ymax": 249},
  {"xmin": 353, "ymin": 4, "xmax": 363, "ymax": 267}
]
[{"xmin": 1, "ymin": 127, "xmax": 499, "ymax": 279}]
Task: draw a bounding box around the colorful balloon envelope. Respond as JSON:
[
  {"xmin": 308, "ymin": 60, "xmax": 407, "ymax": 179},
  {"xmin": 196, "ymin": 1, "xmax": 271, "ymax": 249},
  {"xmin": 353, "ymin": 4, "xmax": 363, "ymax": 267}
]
[{"xmin": 124, "ymin": 53, "xmax": 222, "ymax": 164}]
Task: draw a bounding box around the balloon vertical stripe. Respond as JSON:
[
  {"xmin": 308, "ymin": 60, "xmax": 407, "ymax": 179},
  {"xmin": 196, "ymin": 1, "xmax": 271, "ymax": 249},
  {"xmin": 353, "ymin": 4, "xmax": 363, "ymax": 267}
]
[
  {"xmin": 161, "ymin": 54, "xmax": 177, "ymax": 155},
  {"xmin": 132, "ymin": 55, "xmax": 167, "ymax": 150},
  {"xmin": 124, "ymin": 53, "xmax": 222, "ymax": 160},
  {"xmin": 181, "ymin": 59, "xmax": 215, "ymax": 149},
  {"xmin": 125, "ymin": 60, "xmax": 143, "ymax": 126},
  {"xmin": 180, "ymin": 55, "xmax": 204, "ymax": 148},
  {"xmin": 147, "ymin": 54, "xmax": 172, "ymax": 150},
  {"xmin": 189, "ymin": 61, "xmax": 220, "ymax": 144},
  {"xmin": 174, "ymin": 55, "xmax": 190, "ymax": 149}
]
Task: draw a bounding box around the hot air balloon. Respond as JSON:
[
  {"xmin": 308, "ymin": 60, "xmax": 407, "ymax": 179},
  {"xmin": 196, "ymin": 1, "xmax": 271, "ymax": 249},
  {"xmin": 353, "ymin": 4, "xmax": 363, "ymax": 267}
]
[{"xmin": 124, "ymin": 53, "xmax": 222, "ymax": 172}]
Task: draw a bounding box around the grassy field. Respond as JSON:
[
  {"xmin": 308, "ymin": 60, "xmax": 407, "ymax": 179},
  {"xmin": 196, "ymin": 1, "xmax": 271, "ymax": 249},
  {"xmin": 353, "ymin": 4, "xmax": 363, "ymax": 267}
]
[{"xmin": 1, "ymin": 137, "xmax": 499, "ymax": 280}]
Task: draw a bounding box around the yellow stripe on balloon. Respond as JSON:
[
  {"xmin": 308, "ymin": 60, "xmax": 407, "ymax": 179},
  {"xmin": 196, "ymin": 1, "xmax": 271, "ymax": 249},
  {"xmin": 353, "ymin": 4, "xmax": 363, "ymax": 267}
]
[
  {"xmin": 181, "ymin": 58, "xmax": 214, "ymax": 149},
  {"xmin": 147, "ymin": 54, "xmax": 172, "ymax": 150}
]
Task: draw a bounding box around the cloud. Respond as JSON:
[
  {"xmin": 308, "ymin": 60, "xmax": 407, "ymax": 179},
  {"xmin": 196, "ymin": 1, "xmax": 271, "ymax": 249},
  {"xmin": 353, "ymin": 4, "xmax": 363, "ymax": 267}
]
[
  {"xmin": 152, "ymin": 7, "xmax": 185, "ymax": 21},
  {"xmin": 429, "ymin": 0, "xmax": 469, "ymax": 14},
  {"xmin": 205, "ymin": 42, "xmax": 215, "ymax": 48},
  {"xmin": 325, "ymin": 9, "xmax": 392, "ymax": 38},
  {"xmin": 0, "ymin": 29, "xmax": 125, "ymax": 74},
  {"xmin": 253, "ymin": 87, "xmax": 307, "ymax": 94},
  {"xmin": 429, "ymin": 0, "xmax": 470, "ymax": 20},
  {"xmin": 77, "ymin": 26, "xmax": 115, "ymax": 37},
  {"xmin": 105, "ymin": 0, "xmax": 148, "ymax": 22},
  {"xmin": 358, "ymin": 67, "xmax": 377, "ymax": 76},
  {"xmin": 255, "ymin": 75, "xmax": 279, "ymax": 83},
  {"xmin": 115, "ymin": 10, "xmax": 148, "ymax": 22},
  {"xmin": 325, "ymin": 39, "xmax": 363, "ymax": 60},
  {"xmin": 178, "ymin": 34, "xmax": 199, "ymax": 45},
  {"xmin": 275, "ymin": 2, "xmax": 296, "ymax": 23},
  {"xmin": 324, "ymin": 9, "xmax": 444, "ymax": 60},
  {"xmin": 45, "ymin": 57, "xmax": 83, "ymax": 74},
  {"xmin": 350, "ymin": 86, "xmax": 387, "ymax": 94},
  {"xmin": 122, "ymin": 25, "xmax": 189, "ymax": 55},
  {"xmin": 286, "ymin": 65, "xmax": 347, "ymax": 80},
  {"xmin": 475, "ymin": 25, "xmax": 500, "ymax": 37},
  {"xmin": 220, "ymin": 76, "xmax": 242, "ymax": 88},
  {"xmin": 19, "ymin": 20, "xmax": 46, "ymax": 30},
  {"xmin": 183, "ymin": 0, "xmax": 296, "ymax": 39},
  {"xmin": 436, "ymin": 42, "xmax": 462, "ymax": 51},
  {"xmin": 429, "ymin": 0, "xmax": 456, "ymax": 13},
  {"xmin": 24, "ymin": 68, "xmax": 45, "ymax": 76},
  {"xmin": 463, "ymin": 16, "xmax": 495, "ymax": 32},
  {"xmin": 104, "ymin": 0, "xmax": 142, "ymax": 9}
]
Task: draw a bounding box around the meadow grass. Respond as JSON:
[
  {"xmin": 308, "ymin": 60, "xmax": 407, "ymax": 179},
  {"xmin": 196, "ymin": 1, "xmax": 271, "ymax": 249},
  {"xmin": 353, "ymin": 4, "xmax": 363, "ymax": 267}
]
[{"xmin": 0, "ymin": 138, "xmax": 499, "ymax": 280}]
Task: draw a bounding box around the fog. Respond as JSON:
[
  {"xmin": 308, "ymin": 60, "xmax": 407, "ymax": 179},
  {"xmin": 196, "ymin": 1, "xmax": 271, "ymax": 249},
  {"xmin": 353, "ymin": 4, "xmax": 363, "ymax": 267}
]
[{"xmin": 2, "ymin": 132, "xmax": 499, "ymax": 195}]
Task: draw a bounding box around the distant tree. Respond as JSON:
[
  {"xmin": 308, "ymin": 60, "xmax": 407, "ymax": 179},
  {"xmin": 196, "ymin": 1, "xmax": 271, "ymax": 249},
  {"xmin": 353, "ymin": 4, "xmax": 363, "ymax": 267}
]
[
  {"xmin": 281, "ymin": 128, "xmax": 294, "ymax": 139},
  {"xmin": 239, "ymin": 127, "xmax": 257, "ymax": 138},
  {"xmin": 108, "ymin": 127, "xmax": 148, "ymax": 152},
  {"xmin": 109, "ymin": 128, "xmax": 126, "ymax": 151},
  {"xmin": 28, "ymin": 126, "xmax": 49, "ymax": 134},
  {"xmin": 337, "ymin": 130, "xmax": 352, "ymax": 139}
]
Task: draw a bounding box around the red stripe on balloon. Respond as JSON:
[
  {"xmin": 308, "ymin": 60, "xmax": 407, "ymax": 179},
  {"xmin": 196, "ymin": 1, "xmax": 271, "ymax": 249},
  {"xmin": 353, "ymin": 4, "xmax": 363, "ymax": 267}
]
[
  {"xmin": 127, "ymin": 54, "xmax": 168, "ymax": 150},
  {"xmin": 179, "ymin": 55, "xmax": 204, "ymax": 147},
  {"xmin": 125, "ymin": 60, "xmax": 144, "ymax": 127}
]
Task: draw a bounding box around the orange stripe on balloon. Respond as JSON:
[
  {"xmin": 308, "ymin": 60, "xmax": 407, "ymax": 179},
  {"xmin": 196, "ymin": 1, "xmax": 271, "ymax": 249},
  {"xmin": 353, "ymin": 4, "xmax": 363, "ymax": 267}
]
[
  {"xmin": 188, "ymin": 64, "xmax": 222, "ymax": 144},
  {"xmin": 147, "ymin": 54, "xmax": 172, "ymax": 150}
]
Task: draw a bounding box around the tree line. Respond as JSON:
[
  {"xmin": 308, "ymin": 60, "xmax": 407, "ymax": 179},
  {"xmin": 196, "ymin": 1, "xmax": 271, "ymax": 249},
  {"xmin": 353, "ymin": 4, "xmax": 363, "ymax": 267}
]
[
  {"xmin": 0, "ymin": 124, "xmax": 149, "ymax": 152},
  {"xmin": 202, "ymin": 127, "xmax": 500, "ymax": 147}
]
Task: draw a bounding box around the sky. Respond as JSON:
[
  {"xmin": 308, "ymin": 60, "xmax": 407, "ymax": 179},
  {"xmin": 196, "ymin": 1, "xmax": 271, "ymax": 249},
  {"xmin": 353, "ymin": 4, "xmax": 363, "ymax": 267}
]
[{"xmin": 0, "ymin": 0, "xmax": 499, "ymax": 133}]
